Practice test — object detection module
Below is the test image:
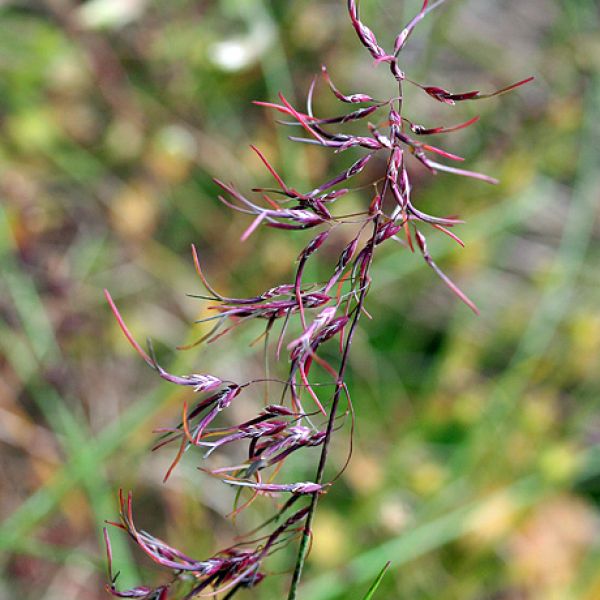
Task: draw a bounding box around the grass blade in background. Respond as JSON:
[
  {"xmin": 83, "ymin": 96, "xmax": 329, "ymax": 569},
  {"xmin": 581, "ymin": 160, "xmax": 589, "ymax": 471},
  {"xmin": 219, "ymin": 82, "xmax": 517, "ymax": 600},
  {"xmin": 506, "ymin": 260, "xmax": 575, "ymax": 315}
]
[{"xmin": 360, "ymin": 561, "xmax": 391, "ymax": 600}]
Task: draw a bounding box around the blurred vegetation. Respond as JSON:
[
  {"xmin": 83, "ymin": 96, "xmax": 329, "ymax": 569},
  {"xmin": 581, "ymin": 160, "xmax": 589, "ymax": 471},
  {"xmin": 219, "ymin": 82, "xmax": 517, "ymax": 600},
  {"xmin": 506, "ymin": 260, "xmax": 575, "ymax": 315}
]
[{"xmin": 1, "ymin": 0, "xmax": 599, "ymax": 599}]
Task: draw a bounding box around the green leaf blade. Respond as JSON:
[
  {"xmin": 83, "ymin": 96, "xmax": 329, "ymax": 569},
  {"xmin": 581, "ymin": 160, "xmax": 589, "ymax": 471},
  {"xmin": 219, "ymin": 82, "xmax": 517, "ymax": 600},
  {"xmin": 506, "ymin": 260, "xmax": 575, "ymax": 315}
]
[{"xmin": 361, "ymin": 561, "xmax": 391, "ymax": 600}]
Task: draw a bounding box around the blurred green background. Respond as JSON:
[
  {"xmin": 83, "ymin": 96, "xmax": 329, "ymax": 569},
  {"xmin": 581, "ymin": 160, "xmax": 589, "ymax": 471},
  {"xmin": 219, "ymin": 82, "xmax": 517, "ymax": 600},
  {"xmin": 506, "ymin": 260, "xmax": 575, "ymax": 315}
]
[{"xmin": 1, "ymin": 0, "xmax": 599, "ymax": 598}]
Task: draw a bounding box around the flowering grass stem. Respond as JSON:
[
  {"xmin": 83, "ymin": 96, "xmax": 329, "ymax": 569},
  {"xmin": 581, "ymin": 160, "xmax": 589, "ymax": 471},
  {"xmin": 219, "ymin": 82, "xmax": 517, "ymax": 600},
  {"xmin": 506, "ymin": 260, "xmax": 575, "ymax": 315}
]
[{"xmin": 102, "ymin": 1, "xmax": 532, "ymax": 597}]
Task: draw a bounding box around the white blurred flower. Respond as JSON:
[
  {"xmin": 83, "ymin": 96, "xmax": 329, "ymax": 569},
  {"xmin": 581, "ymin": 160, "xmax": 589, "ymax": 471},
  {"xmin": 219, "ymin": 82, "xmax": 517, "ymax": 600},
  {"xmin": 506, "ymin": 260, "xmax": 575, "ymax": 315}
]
[
  {"xmin": 209, "ymin": 22, "xmax": 274, "ymax": 72},
  {"xmin": 77, "ymin": 0, "xmax": 148, "ymax": 30}
]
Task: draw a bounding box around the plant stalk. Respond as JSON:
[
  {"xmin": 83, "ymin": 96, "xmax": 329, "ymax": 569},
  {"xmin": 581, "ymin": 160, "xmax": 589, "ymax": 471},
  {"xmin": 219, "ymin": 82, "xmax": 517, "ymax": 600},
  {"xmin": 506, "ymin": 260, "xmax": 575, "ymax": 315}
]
[{"xmin": 287, "ymin": 212, "xmax": 382, "ymax": 600}]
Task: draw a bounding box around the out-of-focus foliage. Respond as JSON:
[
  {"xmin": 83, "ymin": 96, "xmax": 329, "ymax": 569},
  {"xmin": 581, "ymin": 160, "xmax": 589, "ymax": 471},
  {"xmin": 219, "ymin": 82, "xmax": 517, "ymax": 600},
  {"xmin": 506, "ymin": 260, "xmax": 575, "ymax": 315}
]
[{"xmin": 0, "ymin": 1, "xmax": 599, "ymax": 599}]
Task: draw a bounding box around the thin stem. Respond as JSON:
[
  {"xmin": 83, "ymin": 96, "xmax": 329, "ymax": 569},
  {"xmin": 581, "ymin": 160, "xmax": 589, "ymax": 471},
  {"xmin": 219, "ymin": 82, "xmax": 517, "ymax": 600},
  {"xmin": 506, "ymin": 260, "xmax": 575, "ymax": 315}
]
[
  {"xmin": 223, "ymin": 582, "xmax": 245, "ymax": 599},
  {"xmin": 287, "ymin": 213, "xmax": 382, "ymax": 600},
  {"xmin": 287, "ymin": 65, "xmax": 403, "ymax": 599}
]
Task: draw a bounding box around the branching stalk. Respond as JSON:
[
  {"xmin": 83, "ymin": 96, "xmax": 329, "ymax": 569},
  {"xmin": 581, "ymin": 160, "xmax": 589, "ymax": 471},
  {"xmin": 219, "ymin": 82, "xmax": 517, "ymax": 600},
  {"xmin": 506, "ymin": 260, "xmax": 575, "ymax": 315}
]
[{"xmin": 102, "ymin": 2, "xmax": 532, "ymax": 599}]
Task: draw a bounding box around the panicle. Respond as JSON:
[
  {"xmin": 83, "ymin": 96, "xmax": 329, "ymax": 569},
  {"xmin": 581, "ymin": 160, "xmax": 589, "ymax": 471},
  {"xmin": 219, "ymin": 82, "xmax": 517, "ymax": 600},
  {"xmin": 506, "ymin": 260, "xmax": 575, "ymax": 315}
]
[{"xmin": 104, "ymin": 1, "xmax": 533, "ymax": 597}]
